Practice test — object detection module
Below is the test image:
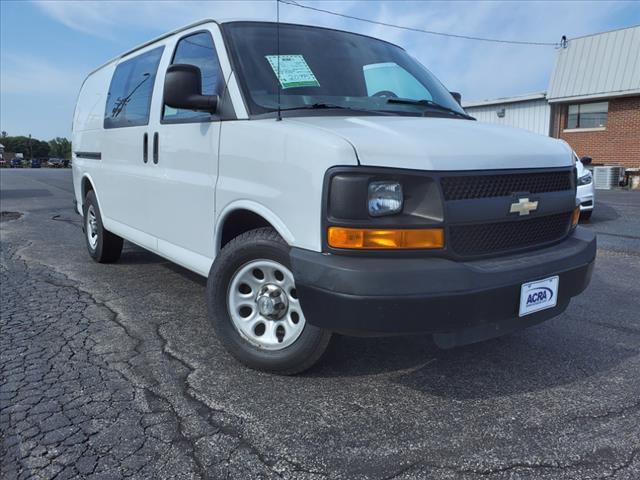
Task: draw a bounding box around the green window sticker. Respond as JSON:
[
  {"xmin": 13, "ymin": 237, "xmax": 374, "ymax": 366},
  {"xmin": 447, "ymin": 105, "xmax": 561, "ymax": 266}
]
[{"xmin": 265, "ymin": 55, "xmax": 320, "ymax": 89}]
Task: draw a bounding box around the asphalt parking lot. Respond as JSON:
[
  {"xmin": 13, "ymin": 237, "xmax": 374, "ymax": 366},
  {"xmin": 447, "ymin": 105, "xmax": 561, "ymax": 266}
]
[{"xmin": 1, "ymin": 169, "xmax": 639, "ymax": 480}]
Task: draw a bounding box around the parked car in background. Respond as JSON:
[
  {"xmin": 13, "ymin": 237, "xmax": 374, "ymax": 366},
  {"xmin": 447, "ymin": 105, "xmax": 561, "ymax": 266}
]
[
  {"xmin": 576, "ymin": 155, "xmax": 594, "ymax": 220},
  {"xmin": 10, "ymin": 158, "xmax": 22, "ymax": 168},
  {"xmin": 62, "ymin": 159, "xmax": 70, "ymax": 168},
  {"xmin": 31, "ymin": 158, "xmax": 42, "ymax": 168},
  {"xmin": 48, "ymin": 158, "xmax": 64, "ymax": 168}
]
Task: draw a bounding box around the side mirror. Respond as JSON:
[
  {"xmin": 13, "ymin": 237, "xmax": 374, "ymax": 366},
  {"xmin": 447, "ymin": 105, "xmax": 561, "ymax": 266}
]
[
  {"xmin": 450, "ymin": 91, "xmax": 462, "ymax": 105},
  {"xmin": 164, "ymin": 64, "xmax": 218, "ymax": 113},
  {"xmin": 580, "ymin": 156, "xmax": 592, "ymax": 165}
]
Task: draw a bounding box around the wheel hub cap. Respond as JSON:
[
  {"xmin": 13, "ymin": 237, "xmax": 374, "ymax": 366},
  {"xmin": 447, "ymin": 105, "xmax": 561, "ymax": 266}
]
[
  {"xmin": 256, "ymin": 284, "xmax": 288, "ymax": 319},
  {"xmin": 227, "ymin": 259, "xmax": 305, "ymax": 350},
  {"xmin": 86, "ymin": 205, "xmax": 99, "ymax": 249}
]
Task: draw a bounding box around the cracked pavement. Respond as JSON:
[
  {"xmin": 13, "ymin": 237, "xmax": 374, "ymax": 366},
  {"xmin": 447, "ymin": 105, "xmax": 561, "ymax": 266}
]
[{"xmin": 1, "ymin": 169, "xmax": 639, "ymax": 479}]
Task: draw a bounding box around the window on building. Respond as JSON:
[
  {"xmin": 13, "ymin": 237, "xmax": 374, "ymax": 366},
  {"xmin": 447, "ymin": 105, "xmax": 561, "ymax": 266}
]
[
  {"xmin": 104, "ymin": 47, "xmax": 164, "ymax": 129},
  {"xmin": 566, "ymin": 102, "xmax": 608, "ymax": 129},
  {"xmin": 163, "ymin": 32, "xmax": 223, "ymax": 122}
]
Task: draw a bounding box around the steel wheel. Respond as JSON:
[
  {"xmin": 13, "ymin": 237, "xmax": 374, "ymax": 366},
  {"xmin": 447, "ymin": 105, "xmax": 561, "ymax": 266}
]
[
  {"xmin": 86, "ymin": 205, "xmax": 99, "ymax": 250},
  {"xmin": 227, "ymin": 259, "xmax": 305, "ymax": 350}
]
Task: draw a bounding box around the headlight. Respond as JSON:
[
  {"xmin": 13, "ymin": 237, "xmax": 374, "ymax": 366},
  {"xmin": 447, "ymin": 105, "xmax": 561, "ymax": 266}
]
[
  {"xmin": 368, "ymin": 181, "xmax": 403, "ymax": 216},
  {"xmin": 324, "ymin": 168, "xmax": 444, "ymax": 251},
  {"xmin": 578, "ymin": 170, "xmax": 592, "ymax": 186}
]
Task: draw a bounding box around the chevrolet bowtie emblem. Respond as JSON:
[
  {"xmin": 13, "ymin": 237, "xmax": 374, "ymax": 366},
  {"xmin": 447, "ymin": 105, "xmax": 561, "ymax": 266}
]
[{"xmin": 510, "ymin": 197, "xmax": 539, "ymax": 216}]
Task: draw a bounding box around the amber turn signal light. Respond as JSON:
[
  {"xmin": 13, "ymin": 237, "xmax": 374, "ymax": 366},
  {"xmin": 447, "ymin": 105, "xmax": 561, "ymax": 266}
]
[
  {"xmin": 328, "ymin": 227, "xmax": 445, "ymax": 250},
  {"xmin": 571, "ymin": 207, "xmax": 580, "ymax": 227}
]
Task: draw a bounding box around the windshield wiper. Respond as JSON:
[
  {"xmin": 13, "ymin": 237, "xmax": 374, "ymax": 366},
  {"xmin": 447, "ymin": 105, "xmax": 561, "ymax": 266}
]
[
  {"xmin": 386, "ymin": 98, "xmax": 474, "ymax": 119},
  {"xmin": 278, "ymin": 103, "xmax": 391, "ymax": 115},
  {"xmin": 280, "ymin": 103, "xmax": 349, "ymax": 111}
]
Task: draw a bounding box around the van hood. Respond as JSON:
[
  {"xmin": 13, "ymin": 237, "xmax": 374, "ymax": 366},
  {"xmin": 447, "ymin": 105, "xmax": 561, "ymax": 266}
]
[{"xmin": 288, "ymin": 116, "xmax": 573, "ymax": 171}]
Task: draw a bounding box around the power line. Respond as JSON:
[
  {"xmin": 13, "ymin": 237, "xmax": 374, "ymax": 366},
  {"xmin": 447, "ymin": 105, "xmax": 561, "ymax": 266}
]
[{"xmin": 278, "ymin": 0, "xmax": 563, "ymax": 47}]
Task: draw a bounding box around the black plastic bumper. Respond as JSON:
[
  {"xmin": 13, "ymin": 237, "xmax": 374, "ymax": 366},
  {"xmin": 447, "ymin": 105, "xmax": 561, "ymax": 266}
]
[{"xmin": 290, "ymin": 227, "xmax": 596, "ymax": 343}]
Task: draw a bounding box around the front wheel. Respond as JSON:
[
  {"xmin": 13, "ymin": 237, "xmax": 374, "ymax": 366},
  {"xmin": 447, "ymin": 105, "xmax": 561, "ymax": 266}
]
[{"xmin": 207, "ymin": 227, "xmax": 331, "ymax": 374}]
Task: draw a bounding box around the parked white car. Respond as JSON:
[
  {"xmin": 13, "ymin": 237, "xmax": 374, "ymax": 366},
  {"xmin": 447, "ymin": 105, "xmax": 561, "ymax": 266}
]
[
  {"xmin": 575, "ymin": 155, "xmax": 595, "ymax": 220},
  {"xmin": 72, "ymin": 20, "xmax": 596, "ymax": 374}
]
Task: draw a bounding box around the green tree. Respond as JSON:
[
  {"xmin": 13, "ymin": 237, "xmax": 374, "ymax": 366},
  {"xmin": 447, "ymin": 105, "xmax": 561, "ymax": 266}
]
[
  {"xmin": 49, "ymin": 137, "xmax": 72, "ymax": 160},
  {"xmin": 1, "ymin": 136, "xmax": 30, "ymax": 155},
  {"xmin": 33, "ymin": 140, "xmax": 50, "ymax": 158},
  {"xmin": 1, "ymin": 136, "xmax": 50, "ymax": 158}
]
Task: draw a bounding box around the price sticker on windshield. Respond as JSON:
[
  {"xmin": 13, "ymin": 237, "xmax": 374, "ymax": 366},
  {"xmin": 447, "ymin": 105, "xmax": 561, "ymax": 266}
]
[{"xmin": 265, "ymin": 55, "xmax": 320, "ymax": 89}]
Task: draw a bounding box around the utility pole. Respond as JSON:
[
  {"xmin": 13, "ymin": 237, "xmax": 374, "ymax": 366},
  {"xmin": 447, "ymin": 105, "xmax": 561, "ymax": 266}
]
[{"xmin": 28, "ymin": 134, "xmax": 33, "ymax": 160}]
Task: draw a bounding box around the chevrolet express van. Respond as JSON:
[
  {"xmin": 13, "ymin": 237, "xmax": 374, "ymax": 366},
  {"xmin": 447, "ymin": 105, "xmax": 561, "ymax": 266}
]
[{"xmin": 72, "ymin": 20, "xmax": 596, "ymax": 374}]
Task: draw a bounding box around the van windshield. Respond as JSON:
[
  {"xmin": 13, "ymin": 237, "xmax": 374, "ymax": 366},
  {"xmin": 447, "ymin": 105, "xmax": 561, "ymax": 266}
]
[{"xmin": 223, "ymin": 22, "xmax": 469, "ymax": 118}]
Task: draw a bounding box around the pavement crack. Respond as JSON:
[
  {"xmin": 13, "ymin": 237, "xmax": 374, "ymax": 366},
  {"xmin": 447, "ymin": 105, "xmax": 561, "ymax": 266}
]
[
  {"xmin": 51, "ymin": 214, "xmax": 82, "ymax": 228},
  {"xmin": 569, "ymin": 399, "xmax": 640, "ymax": 423},
  {"xmin": 156, "ymin": 323, "xmax": 311, "ymax": 479},
  {"xmin": 604, "ymin": 448, "xmax": 640, "ymax": 479}
]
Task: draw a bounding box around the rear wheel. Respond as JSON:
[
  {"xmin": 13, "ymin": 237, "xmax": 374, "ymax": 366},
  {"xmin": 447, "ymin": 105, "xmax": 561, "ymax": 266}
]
[
  {"xmin": 83, "ymin": 191, "xmax": 123, "ymax": 263},
  {"xmin": 580, "ymin": 210, "xmax": 593, "ymax": 221},
  {"xmin": 207, "ymin": 227, "xmax": 331, "ymax": 374}
]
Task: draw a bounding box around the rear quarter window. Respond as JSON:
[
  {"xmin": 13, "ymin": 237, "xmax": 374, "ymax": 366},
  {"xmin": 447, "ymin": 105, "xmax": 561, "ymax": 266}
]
[
  {"xmin": 74, "ymin": 67, "xmax": 114, "ymax": 132},
  {"xmin": 104, "ymin": 46, "xmax": 164, "ymax": 129}
]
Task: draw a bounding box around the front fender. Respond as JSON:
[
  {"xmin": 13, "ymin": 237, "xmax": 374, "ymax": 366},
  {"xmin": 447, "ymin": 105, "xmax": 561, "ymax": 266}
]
[{"xmin": 215, "ymin": 200, "xmax": 296, "ymax": 254}]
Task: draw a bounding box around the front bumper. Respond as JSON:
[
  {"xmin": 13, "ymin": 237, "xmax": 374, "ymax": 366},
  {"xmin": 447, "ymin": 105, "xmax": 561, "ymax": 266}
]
[
  {"xmin": 577, "ymin": 182, "xmax": 595, "ymax": 211},
  {"xmin": 291, "ymin": 227, "xmax": 596, "ymax": 344}
]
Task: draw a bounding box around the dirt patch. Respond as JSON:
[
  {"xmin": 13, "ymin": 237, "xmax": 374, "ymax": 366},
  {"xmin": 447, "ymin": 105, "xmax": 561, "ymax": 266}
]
[{"xmin": 0, "ymin": 211, "xmax": 23, "ymax": 222}]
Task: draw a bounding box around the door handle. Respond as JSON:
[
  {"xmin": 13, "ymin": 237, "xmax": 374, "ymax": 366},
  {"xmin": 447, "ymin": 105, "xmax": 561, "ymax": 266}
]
[
  {"xmin": 143, "ymin": 133, "xmax": 148, "ymax": 163},
  {"xmin": 153, "ymin": 132, "xmax": 159, "ymax": 164}
]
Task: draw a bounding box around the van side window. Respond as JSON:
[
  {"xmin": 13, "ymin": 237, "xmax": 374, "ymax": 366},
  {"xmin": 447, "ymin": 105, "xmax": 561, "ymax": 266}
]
[
  {"xmin": 104, "ymin": 47, "xmax": 164, "ymax": 129},
  {"xmin": 163, "ymin": 32, "xmax": 223, "ymax": 122}
]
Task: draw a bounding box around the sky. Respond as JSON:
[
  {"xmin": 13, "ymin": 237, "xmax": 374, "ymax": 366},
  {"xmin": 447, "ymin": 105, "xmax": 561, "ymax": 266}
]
[{"xmin": 1, "ymin": 0, "xmax": 639, "ymax": 140}]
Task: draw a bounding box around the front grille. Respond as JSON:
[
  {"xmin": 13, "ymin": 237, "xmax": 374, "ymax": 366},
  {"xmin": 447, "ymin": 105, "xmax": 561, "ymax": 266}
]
[
  {"xmin": 449, "ymin": 212, "xmax": 572, "ymax": 256},
  {"xmin": 441, "ymin": 171, "xmax": 573, "ymax": 201}
]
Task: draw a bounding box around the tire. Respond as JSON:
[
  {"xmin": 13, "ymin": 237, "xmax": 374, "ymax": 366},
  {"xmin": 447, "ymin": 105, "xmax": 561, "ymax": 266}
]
[
  {"xmin": 207, "ymin": 227, "xmax": 331, "ymax": 375},
  {"xmin": 580, "ymin": 210, "xmax": 593, "ymax": 221},
  {"xmin": 83, "ymin": 190, "xmax": 123, "ymax": 263}
]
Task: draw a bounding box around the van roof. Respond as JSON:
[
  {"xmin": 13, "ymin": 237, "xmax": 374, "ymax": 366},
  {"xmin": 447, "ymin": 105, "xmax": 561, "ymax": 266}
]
[
  {"xmin": 89, "ymin": 19, "xmax": 219, "ymax": 75},
  {"xmin": 88, "ymin": 19, "xmax": 404, "ymax": 76}
]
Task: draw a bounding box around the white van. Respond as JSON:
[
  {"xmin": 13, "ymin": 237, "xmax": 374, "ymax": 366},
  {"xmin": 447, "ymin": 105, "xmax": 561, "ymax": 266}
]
[{"xmin": 72, "ymin": 20, "xmax": 596, "ymax": 374}]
